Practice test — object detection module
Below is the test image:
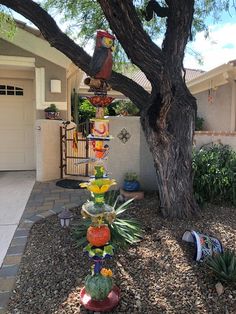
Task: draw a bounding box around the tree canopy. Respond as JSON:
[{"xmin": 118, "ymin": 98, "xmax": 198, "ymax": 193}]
[{"xmin": 41, "ymin": 0, "xmax": 235, "ymax": 66}]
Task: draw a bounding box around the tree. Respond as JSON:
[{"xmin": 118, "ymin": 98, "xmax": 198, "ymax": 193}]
[{"xmin": 0, "ymin": 0, "xmax": 232, "ymax": 218}]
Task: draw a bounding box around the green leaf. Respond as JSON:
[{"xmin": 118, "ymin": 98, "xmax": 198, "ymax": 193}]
[{"xmin": 115, "ymin": 198, "xmax": 134, "ymax": 215}]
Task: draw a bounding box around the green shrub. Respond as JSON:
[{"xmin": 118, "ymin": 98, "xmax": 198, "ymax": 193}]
[
  {"xmin": 78, "ymin": 98, "xmax": 96, "ymax": 122},
  {"xmin": 124, "ymin": 172, "xmax": 138, "ymax": 181},
  {"xmin": 114, "ymin": 100, "xmax": 139, "ymax": 116},
  {"xmin": 195, "ymin": 116, "xmax": 204, "ymax": 131},
  {"xmin": 207, "ymin": 250, "xmax": 236, "ymax": 284},
  {"xmin": 193, "ymin": 144, "xmax": 236, "ymax": 205}
]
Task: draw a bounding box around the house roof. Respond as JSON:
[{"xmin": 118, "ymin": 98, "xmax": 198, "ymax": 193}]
[
  {"xmin": 184, "ymin": 68, "xmax": 205, "ymax": 81},
  {"xmin": 15, "ymin": 19, "xmax": 44, "ymax": 39},
  {"xmin": 127, "ymin": 68, "xmax": 205, "ymax": 91}
]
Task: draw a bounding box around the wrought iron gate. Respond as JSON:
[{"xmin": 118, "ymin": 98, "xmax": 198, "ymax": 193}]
[{"xmin": 60, "ymin": 121, "xmax": 95, "ymax": 178}]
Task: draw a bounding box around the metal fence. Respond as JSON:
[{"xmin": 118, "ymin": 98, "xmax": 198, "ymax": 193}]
[{"xmin": 60, "ymin": 121, "xmax": 95, "ymax": 178}]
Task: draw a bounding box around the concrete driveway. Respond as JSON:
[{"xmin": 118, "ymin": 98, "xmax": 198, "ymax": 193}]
[{"xmin": 0, "ymin": 171, "xmax": 35, "ymax": 267}]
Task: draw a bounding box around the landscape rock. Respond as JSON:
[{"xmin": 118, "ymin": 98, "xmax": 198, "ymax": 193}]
[{"xmin": 215, "ymin": 282, "xmax": 224, "ymax": 296}]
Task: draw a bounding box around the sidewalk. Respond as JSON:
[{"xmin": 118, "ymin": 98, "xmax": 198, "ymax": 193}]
[
  {"xmin": 0, "ymin": 172, "xmax": 35, "ymax": 268},
  {"xmin": 0, "ymin": 178, "xmax": 89, "ymax": 313}
]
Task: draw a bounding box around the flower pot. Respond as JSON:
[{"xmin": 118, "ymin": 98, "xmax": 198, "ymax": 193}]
[
  {"xmin": 123, "ymin": 180, "xmax": 140, "ymax": 192},
  {"xmin": 45, "ymin": 111, "xmax": 60, "ymax": 120}
]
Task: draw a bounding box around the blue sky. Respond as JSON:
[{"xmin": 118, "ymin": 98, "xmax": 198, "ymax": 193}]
[{"xmin": 184, "ymin": 10, "xmax": 236, "ymax": 71}]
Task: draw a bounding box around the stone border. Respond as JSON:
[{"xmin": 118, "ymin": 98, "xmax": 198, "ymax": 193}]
[{"xmin": 0, "ymin": 182, "xmax": 88, "ymax": 313}]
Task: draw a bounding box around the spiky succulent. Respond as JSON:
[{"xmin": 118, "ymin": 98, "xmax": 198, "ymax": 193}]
[
  {"xmin": 73, "ymin": 194, "xmax": 142, "ymax": 249},
  {"xmin": 207, "ymin": 250, "xmax": 236, "ymax": 283}
]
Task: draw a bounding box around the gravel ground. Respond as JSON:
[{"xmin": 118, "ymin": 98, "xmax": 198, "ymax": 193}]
[{"xmin": 7, "ymin": 194, "xmax": 236, "ymax": 314}]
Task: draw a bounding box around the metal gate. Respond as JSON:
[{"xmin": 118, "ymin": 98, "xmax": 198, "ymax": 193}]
[{"xmin": 60, "ymin": 121, "xmax": 95, "ymax": 178}]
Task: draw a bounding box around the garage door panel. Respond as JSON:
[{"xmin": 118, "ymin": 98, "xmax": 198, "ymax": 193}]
[
  {"xmin": 0, "ymin": 152, "xmax": 25, "ymax": 165},
  {"xmin": 0, "ymin": 104, "xmax": 24, "ymax": 125},
  {"xmin": 0, "ymin": 79, "xmax": 35, "ymax": 170},
  {"xmin": 0, "ymin": 130, "xmax": 25, "ymax": 149}
]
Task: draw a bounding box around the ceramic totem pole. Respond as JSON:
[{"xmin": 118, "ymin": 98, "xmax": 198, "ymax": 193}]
[{"xmin": 79, "ymin": 30, "xmax": 120, "ymax": 311}]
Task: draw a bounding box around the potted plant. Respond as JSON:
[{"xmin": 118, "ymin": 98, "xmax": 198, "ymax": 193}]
[
  {"xmin": 123, "ymin": 172, "xmax": 140, "ymax": 192},
  {"xmin": 44, "ymin": 103, "xmax": 60, "ymax": 120}
]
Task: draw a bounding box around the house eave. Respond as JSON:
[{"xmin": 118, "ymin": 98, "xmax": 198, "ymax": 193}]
[
  {"xmin": 187, "ymin": 62, "xmax": 236, "ymax": 94},
  {"xmin": 1, "ymin": 26, "xmax": 71, "ymax": 69}
]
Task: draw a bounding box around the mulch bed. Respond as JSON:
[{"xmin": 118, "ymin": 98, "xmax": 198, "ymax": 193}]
[{"xmin": 7, "ymin": 194, "xmax": 236, "ymax": 313}]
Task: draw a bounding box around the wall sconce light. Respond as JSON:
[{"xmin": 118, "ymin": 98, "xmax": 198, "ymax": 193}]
[{"xmin": 50, "ymin": 79, "xmax": 61, "ymax": 93}]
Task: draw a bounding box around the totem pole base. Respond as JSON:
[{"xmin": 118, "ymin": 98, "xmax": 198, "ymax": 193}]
[{"xmin": 80, "ymin": 286, "xmax": 120, "ymax": 312}]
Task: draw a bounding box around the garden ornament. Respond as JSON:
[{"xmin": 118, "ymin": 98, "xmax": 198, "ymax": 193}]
[
  {"xmin": 78, "ymin": 30, "xmax": 120, "ymax": 311},
  {"xmin": 84, "ymin": 30, "xmax": 115, "ymax": 92},
  {"xmin": 182, "ymin": 230, "xmax": 223, "ymax": 262}
]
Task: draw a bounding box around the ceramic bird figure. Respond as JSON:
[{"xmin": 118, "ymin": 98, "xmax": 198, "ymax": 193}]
[{"xmin": 89, "ymin": 30, "xmax": 115, "ymax": 81}]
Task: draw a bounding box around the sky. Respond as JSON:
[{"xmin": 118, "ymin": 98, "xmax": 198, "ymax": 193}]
[
  {"xmin": 13, "ymin": 8, "xmax": 236, "ymax": 72},
  {"xmin": 184, "ymin": 11, "xmax": 236, "ymax": 71}
]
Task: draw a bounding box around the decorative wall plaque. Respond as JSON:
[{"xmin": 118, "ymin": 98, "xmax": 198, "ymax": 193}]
[{"xmin": 117, "ymin": 128, "xmax": 131, "ymax": 144}]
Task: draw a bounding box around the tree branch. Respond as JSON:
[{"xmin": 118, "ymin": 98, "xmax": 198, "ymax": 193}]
[
  {"xmin": 0, "ymin": 0, "xmax": 149, "ymax": 110},
  {"xmin": 162, "ymin": 0, "xmax": 194, "ymax": 75},
  {"xmin": 145, "ymin": 0, "xmax": 169, "ymax": 21},
  {"xmin": 97, "ymin": 0, "xmax": 164, "ymax": 86}
]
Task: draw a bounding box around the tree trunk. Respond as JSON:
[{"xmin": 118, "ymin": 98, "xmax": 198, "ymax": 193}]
[{"xmin": 140, "ymin": 73, "xmax": 198, "ymax": 219}]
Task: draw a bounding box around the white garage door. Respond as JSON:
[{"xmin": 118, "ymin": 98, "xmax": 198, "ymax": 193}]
[{"xmin": 0, "ymin": 79, "xmax": 35, "ymax": 170}]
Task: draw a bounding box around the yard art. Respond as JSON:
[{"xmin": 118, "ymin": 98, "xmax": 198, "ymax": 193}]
[
  {"xmin": 78, "ymin": 30, "xmax": 121, "ymax": 311},
  {"xmin": 182, "ymin": 230, "xmax": 223, "ymax": 262}
]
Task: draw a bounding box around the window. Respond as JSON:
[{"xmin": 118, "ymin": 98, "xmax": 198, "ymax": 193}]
[{"xmin": 0, "ymin": 85, "xmax": 24, "ymax": 96}]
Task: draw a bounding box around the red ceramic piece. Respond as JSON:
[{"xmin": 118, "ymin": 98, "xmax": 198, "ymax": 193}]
[
  {"xmin": 87, "ymin": 96, "xmax": 114, "ymax": 107},
  {"xmin": 80, "ymin": 286, "xmax": 120, "ymax": 312}
]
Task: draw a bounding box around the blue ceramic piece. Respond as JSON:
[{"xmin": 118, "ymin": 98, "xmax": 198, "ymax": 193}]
[
  {"xmin": 182, "ymin": 230, "xmax": 223, "ymax": 262},
  {"xmin": 123, "ymin": 180, "xmax": 140, "ymax": 192}
]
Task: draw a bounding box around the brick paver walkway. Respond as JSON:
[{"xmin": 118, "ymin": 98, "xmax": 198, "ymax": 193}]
[{"xmin": 0, "ymin": 180, "xmax": 89, "ymax": 313}]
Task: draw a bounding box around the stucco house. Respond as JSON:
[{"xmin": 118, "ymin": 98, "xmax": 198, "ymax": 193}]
[
  {"xmin": 187, "ymin": 61, "xmax": 236, "ymax": 150},
  {"xmin": 0, "ymin": 20, "xmax": 72, "ymax": 172}
]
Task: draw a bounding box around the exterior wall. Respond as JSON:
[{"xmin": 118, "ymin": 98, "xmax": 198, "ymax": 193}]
[
  {"xmin": 194, "ymin": 131, "xmax": 236, "ymax": 151},
  {"xmin": 107, "ymin": 117, "xmax": 158, "ymax": 190},
  {"xmin": 34, "ymin": 118, "xmax": 236, "ymax": 186},
  {"xmin": 107, "ymin": 117, "xmax": 141, "ymax": 188},
  {"xmin": 35, "ymin": 119, "xmax": 63, "ymax": 181},
  {"xmin": 195, "ymin": 84, "xmax": 232, "ymax": 131},
  {"xmin": 35, "ymin": 116, "xmax": 158, "ymax": 189},
  {"xmin": 0, "ymin": 39, "xmax": 67, "ymax": 103},
  {"xmin": 140, "ymin": 129, "xmax": 158, "ymax": 189}
]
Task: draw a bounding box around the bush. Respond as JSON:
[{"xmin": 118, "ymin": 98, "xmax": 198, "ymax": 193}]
[
  {"xmin": 193, "ymin": 144, "xmax": 236, "ymax": 205},
  {"xmin": 195, "ymin": 116, "xmax": 204, "ymax": 131},
  {"xmin": 78, "ymin": 98, "xmax": 96, "ymax": 122},
  {"xmin": 114, "ymin": 100, "xmax": 139, "ymax": 116}
]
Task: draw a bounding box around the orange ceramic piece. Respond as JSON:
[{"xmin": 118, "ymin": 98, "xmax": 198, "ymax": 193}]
[{"xmin": 87, "ymin": 225, "xmax": 111, "ymax": 247}]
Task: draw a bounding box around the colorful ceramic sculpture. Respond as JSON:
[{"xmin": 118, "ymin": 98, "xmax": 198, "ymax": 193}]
[{"xmin": 80, "ymin": 30, "xmax": 120, "ymax": 311}]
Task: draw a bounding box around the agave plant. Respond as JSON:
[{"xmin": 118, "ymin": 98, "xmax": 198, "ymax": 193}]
[
  {"xmin": 73, "ymin": 192, "xmax": 142, "ymax": 249},
  {"xmin": 207, "ymin": 250, "xmax": 236, "ymax": 283}
]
